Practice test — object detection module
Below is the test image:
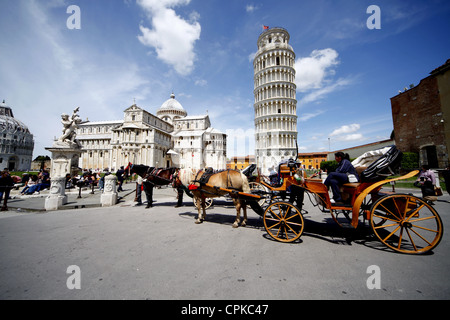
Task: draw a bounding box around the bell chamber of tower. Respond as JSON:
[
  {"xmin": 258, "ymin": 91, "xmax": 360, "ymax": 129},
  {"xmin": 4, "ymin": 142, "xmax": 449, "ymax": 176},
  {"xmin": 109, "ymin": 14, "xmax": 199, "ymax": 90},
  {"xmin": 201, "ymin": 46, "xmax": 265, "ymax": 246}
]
[{"xmin": 253, "ymin": 27, "xmax": 298, "ymax": 175}]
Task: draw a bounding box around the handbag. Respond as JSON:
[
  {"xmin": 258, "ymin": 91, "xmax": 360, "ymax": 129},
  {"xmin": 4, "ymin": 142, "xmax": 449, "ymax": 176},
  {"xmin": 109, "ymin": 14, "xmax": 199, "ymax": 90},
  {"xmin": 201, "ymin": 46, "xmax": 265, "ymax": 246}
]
[{"xmin": 435, "ymin": 186, "xmax": 443, "ymax": 197}]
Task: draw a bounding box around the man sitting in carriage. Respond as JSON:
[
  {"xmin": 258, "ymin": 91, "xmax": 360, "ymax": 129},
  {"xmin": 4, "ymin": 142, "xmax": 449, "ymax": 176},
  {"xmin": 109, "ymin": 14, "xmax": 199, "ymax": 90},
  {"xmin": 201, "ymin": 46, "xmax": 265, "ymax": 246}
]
[{"xmin": 324, "ymin": 152, "xmax": 359, "ymax": 205}]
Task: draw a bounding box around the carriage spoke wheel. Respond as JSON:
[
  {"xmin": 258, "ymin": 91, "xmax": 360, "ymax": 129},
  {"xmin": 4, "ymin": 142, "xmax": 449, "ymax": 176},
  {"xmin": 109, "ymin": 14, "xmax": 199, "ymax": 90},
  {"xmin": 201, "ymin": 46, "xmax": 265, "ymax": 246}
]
[
  {"xmin": 193, "ymin": 197, "xmax": 213, "ymax": 210},
  {"xmin": 248, "ymin": 182, "xmax": 269, "ymax": 208},
  {"xmin": 263, "ymin": 202, "xmax": 304, "ymax": 243},
  {"xmin": 370, "ymin": 194, "xmax": 443, "ymax": 254}
]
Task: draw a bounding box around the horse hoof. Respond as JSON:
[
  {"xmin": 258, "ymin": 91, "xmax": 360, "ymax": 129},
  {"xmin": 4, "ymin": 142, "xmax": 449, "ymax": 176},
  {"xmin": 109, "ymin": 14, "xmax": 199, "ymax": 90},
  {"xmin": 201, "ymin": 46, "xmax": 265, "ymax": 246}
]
[
  {"xmin": 232, "ymin": 223, "xmax": 239, "ymax": 229},
  {"xmin": 195, "ymin": 220, "xmax": 203, "ymax": 225}
]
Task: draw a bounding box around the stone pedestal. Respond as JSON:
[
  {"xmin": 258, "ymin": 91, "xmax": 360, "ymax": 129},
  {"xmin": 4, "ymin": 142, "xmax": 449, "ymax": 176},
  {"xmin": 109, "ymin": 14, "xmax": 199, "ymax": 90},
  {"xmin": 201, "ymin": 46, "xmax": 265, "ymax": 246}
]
[
  {"xmin": 45, "ymin": 176, "xmax": 67, "ymax": 211},
  {"xmin": 101, "ymin": 175, "xmax": 118, "ymax": 207},
  {"xmin": 46, "ymin": 143, "xmax": 82, "ymax": 178},
  {"xmin": 45, "ymin": 142, "xmax": 82, "ymax": 211}
]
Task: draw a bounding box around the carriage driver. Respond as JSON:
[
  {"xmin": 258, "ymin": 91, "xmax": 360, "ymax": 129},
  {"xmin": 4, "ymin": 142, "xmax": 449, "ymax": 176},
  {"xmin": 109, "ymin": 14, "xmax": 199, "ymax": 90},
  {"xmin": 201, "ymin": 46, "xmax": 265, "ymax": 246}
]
[{"xmin": 324, "ymin": 152, "xmax": 359, "ymax": 204}]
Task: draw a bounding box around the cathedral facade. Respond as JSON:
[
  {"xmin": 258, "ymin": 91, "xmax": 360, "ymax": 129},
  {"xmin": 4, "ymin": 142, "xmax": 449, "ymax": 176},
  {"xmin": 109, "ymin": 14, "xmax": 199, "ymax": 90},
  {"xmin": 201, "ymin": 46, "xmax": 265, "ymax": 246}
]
[{"xmin": 76, "ymin": 94, "xmax": 227, "ymax": 171}]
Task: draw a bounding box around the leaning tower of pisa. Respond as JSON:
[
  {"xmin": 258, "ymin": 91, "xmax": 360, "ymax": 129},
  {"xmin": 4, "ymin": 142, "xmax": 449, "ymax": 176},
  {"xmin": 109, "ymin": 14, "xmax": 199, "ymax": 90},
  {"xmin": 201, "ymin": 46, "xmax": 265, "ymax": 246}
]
[{"xmin": 253, "ymin": 27, "xmax": 298, "ymax": 174}]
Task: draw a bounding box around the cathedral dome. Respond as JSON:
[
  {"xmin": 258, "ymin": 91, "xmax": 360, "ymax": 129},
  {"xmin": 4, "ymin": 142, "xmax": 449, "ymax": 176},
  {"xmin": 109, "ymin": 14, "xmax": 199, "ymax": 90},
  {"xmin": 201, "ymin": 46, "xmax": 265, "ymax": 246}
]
[
  {"xmin": 0, "ymin": 100, "xmax": 31, "ymax": 134},
  {"xmin": 0, "ymin": 100, "xmax": 34, "ymax": 171},
  {"xmin": 157, "ymin": 93, "xmax": 187, "ymax": 124},
  {"xmin": 159, "ymin": 93, "xmax": 185, "ymax": 111}
]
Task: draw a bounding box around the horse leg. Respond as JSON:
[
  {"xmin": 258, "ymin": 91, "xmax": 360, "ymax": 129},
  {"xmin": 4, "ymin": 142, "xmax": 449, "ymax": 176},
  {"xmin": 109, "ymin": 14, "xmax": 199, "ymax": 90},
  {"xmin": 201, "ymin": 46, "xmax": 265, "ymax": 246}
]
[
  {"xmin": 232, "ymin": 199, "xmax": 241, "ymax": 228},
  {"xmin": 241, "ymin": 200, "xmax": 247, "ymax": 227},
  {"xmin": 195, "ymin": 194, "xmax": 206, "ymax": 224}
]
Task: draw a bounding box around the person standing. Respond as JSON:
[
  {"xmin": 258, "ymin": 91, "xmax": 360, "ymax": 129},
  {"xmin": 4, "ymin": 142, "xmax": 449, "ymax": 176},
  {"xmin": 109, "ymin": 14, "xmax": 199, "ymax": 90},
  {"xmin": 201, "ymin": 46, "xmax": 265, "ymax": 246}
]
[
  {"xmin": 135, "ymin": 174, "xmax": 143, "ymax": 206},
  {"xmin": 442, "ymin": 166, "xmax": 450, "ymax": 196},
  {"xmin": 116, "ymin": 166, "xmax": 125, "ymax": 192},
  {"xmin": 142, "ymin": 181, "xmax": 154, "ymax": 209},
  {"xmin": 0, "ymin": 170, "xmax": 15, "ymax": 211},
  {"xmin": 416, "ymin": 165, "xmax": 437, "ymax": 203}
]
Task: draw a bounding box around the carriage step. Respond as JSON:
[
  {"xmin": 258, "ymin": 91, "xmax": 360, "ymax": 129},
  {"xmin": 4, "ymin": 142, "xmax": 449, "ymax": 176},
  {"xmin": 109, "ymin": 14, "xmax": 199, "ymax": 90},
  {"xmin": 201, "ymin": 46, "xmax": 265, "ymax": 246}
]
[{"xmin": 331, "ymin": 204, "xmax": 352, "ymax": 209}]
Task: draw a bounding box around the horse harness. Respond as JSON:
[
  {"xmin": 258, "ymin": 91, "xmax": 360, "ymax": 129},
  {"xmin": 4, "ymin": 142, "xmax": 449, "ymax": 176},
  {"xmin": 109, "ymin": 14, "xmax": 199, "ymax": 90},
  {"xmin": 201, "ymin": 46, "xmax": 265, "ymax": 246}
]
[
  {"xmin": 194, "ymin": 169, "xmax": 238, "ymax": 191},
  {"xmin": 143, "ymin": 167, "xmax": 175, "ymax": 186}
]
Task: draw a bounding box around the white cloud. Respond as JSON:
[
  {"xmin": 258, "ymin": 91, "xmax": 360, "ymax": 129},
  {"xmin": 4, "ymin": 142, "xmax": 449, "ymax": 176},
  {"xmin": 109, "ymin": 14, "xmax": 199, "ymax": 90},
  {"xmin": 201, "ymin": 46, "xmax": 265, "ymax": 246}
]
[
  {"xmin": 341, "ymin": 133, "xmax": 364, "ymax": 141},
  {"xmin": 329, "ymin": 124, "xmax": 365, "ymax": 142},
  {"xmin": 248, "ymin": 51, "xmax": 257, "ymax": 62},
  {"xmin": 302, "ymin": 77, "xmax": 352, "ymax": 104},
  {"xmin": 330, "ymin": 124, "xmax": 360, "ymax": 136},
  {"xmin": 137, "ymin": 0, "xmax": 201, "ymax": 76},
  {"xmin": 295, "ymin": 48, "xmax": 353, "ymax": 104},
  {"xmin": 195, "ymin": 79, "xmax": 208, "ymax": 87},
  {"xmin": 295, "ymin": 48, "xmax": 339, "ymax": 92},
  {"xmin": 298, "ymin": 110, "xmax": 325, "ymax": 122},
  {"xmin": 246, "ymin": 4, "xmax": 258, "ymax": 13}
]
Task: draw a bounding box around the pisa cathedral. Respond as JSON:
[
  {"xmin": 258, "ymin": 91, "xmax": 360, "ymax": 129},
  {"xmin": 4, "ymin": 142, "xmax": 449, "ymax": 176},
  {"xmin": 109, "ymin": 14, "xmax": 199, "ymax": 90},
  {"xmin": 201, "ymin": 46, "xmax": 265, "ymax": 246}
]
[
  {"xmin": 253, "ymin": 27, "xmax": 298, "ymax": 175},
  {"xmin": 76, "ymin": 94, "xmax": 227, "ymax": 171}
]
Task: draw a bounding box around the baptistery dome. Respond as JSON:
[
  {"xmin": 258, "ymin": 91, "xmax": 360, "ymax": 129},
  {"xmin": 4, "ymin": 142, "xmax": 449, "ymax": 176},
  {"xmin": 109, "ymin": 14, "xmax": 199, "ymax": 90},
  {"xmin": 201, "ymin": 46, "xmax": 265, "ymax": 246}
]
[
  {"xmin": 156, "ymin": 93, "xmax": 187, "ymax": 124},
  {"xmin": 0, "ymin": 100, "xmax": 34, "ymax": 171}
]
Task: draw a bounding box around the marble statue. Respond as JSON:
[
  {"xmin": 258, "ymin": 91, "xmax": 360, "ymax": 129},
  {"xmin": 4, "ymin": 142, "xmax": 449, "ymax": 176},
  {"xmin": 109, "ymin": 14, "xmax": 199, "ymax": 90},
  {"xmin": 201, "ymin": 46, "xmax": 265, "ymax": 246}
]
[{"xmin": 57, "ymin": 107, "xmax": 82, "ymax": 147}]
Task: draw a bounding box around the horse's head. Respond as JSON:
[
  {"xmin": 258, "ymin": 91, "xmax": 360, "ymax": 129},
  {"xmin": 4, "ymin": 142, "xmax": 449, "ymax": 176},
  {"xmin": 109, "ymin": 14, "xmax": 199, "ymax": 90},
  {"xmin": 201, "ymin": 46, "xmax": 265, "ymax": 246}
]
[
  {"xmin": 176, "ymin": 168, "xmax": 197, "ymax": 187},
  {"xmin": 172, "ymin": 168, "xmax": 183, "ymax": 188},
  {"xmin": 123, "ymin": 162, "xmax": 133, "ymax": 179}
]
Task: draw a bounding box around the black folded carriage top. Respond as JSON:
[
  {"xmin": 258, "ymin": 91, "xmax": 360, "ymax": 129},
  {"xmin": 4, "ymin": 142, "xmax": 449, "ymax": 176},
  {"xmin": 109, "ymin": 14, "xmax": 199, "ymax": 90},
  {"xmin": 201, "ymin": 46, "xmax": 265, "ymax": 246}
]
[{"xmin": 359, "ymin": 145, "xmax": 403, "ymax": 182}]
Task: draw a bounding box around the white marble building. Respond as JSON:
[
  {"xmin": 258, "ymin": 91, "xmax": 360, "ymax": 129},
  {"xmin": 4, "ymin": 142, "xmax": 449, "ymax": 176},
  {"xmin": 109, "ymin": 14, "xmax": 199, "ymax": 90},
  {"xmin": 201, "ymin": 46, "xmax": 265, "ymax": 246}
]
[
  {"xmin": 76, "ymin": 94, "xmax": 227, "ymax": 171},
  {"xmin": 0, "ymin": 100, "xmax": 34, "ymax": 171},
  {"xmin": 171, "ymin": 115, "xmax": 227, "ymax": 169},
  {"xmin": 253, "ymin": 27, "xmax": 298, "ymax": 175}
]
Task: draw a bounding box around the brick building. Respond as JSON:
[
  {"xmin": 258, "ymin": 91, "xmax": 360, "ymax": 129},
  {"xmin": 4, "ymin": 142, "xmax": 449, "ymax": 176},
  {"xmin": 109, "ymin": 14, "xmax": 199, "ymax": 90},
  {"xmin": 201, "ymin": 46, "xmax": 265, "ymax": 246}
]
[{"xmin": 391, "ymin": 59, "xmax": 450, "ymax": 168}]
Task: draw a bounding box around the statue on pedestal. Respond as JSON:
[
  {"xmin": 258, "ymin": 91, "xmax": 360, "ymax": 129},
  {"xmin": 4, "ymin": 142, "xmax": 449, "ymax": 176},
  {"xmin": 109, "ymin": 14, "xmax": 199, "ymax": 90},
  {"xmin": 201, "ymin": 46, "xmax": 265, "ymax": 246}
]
[{"xmin": 56, "ymin": 107, "xmax": 82, "ymax": 148}]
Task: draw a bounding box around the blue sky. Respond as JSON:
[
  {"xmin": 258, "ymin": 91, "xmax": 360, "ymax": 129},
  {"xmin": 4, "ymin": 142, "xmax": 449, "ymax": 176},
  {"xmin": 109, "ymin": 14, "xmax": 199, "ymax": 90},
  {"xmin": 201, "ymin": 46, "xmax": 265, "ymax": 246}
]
[{"xmin": 1, "ymin": 0, "xmax": 449, "ymax": 159}]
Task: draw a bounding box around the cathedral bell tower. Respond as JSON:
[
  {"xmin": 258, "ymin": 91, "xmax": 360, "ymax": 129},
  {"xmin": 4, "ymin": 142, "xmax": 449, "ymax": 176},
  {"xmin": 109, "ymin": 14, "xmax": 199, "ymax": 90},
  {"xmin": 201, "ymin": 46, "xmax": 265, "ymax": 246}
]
[{"xmin": 253, "ymin": 27, "xmax": 298, "ymax": 174}]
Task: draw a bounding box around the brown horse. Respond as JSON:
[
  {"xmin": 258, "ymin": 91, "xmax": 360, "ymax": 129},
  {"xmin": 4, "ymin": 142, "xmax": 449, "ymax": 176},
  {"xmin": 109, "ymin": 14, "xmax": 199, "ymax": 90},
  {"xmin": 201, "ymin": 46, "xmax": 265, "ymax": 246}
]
[
  {"xmin": 124, "ymin": 163, "xmax": 178, "ymax": 208},
  {"xmin": 184, "ymin": 169, "xmax": 251, "ymax": 228},
  {"xmin": 124, "ymin": 163, "xmax": 177, "ymax": 186}
]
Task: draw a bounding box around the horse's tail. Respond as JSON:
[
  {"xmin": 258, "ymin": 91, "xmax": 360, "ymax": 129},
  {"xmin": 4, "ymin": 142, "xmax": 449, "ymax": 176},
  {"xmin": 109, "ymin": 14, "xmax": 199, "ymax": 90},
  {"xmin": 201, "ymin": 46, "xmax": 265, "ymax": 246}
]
[{"xmin": 240, "ymin": 172, "xmax": 251, "ymax": 194}]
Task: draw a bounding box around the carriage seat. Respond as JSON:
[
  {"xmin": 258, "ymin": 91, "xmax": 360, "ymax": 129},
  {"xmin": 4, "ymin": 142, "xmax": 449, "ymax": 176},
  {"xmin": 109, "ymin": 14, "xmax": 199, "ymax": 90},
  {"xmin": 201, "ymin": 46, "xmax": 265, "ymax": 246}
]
[
  {"xmin": 341, "ymin": 167, "xmax": 366, "ymax": 190},
  {"xmin": 343, "ymin": 183, "xmax": 362, "ymax": 189}
]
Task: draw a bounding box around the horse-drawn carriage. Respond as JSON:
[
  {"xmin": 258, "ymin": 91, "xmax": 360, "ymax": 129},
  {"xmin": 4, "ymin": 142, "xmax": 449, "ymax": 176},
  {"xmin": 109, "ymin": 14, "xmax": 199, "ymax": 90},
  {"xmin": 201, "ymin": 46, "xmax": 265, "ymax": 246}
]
[
  {"xmin": 124, "ymin": 145, "xmax": 443, "ymax": 255},
  {"xmin": 188, "ymin": 146, "xmax": 443, "ymax": 255}
]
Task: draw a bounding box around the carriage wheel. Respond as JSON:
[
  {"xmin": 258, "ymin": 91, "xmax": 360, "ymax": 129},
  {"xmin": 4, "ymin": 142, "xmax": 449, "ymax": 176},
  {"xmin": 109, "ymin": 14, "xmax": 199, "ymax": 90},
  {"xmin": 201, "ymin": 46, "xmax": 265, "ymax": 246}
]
[
  {"xmin": 370, "ymin": 194, "xmax": 443, "ymax": 254},
  {"xmin": 248, "ymin": 182, "xmax": 269, "ymax": 208},
  {"xmin": 263, "ymin": 202, "xmax": 304, "ymax": 243},
  {"xmin": 193, "ymin": 197, "xmax": 213, "ymax": 210}
]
